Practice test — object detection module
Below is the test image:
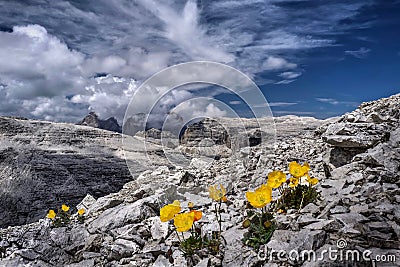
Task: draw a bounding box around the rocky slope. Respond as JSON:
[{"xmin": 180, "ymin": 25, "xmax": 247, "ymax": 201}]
[
  {"xmin": 0, "ymin": 117, "xmax": 168, "ymax": 228},
  {"xmin": 0, "ymin": 94, "xmax": 399, "ymax": 266}
]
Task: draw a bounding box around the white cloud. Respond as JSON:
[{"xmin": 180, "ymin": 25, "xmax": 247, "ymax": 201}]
[
  {"xmin": 23, "ymin": 96, "xmax": 85, "ymax": 122},
  {"xmin": 344, "ymin": 47, "xmax": 371, "ymax": 58},
  {"xmin": 274, "ymin": 80, "xmax": 295, "ymax": 85},
  {"xmin": 0, "ymin": 0, "xmax": 375, "ymax": 122},
  {"xmin": 262, "ymin": 56, "xmax": 297, "ymax": 71},
  {"xmin": 268, "ymin": 102, "xmax": 298, "ymax": 107},
  {"xmin": 0, "ymin": 25, "xmax": 148, "ymax": 122},
  {"xmin": 279, "ymin": 71, "xmax": 302, "ymax": 79},
  {"xmin": 81, "ymin": 55, "xmax": 127, "ymax": 76},
  {"xmin": 70, "ymin": 75, "xmax": 138, "ymax": 122},
  {"xmin": 193, "ymin": 103, "xmax": 228, "ymax": 118},
  {"xmin": 316, "ymin": 98, "xmax": 340, "ymax": 105},
  {"xmin": 173, "ymin": 100, "xmax": 228, "ymax": 122},
  {"xmin": 138, "ymin": 0, "xmax": 234, "ymax": 63},
  {"xmin": 316, "ymin": 98, "xmax": 359, "ymax": 106},
  {"xmin": 254, "ymin": 30, "xmax": 334, "ymax": 51},
  {"xmin": 0, "ymin": 25, "xmax": 85, "ymax": 100}
]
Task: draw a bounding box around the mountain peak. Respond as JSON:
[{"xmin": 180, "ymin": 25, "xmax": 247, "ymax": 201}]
[{"xmin": 78, "ymin": 112, "xmax": 121, "ymax": 133}]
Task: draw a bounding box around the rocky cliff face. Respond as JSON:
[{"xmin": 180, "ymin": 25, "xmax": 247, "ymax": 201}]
[
  {"xmin": 0, "ymin": 94, "xmax": 399, "ymax": 267},
  {"xmin": 320, "ymin": 94, "xmax": 400, "ymax": 168},
  {"xmin": 180, "ymin": 119, "xmax": 232, "ymax": 148},
  {"xmin": 0, "ymin": 117, "xmax": 167, "ymax": 228},
  {"xmin": 79, "ymin": 112, "xmax": 122, "ymax": 133}
]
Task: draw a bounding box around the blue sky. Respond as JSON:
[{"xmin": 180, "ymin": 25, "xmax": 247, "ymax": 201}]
[
  {"xmin": 0, "ymin": 0, "xmax": 399, "ymax": 122},
  {"xmin": 260, "ymin": 0, "xmax": 400, "ymax": 118}
]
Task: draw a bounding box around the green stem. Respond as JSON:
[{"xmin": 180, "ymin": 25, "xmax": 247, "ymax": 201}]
[
  {"xmin": 213, "ymin": 201, "xmax": 223, "ymax": 251},
  {"xmin": 298, "ymin": 192, "xmax": 305, "ymax": 212},
  {"xmin": 218, "ymin": 201, "xmax": 222, "ymax": 238},
  {"xmin": 259, "ymin": 208, "xmax": 264, "ymax": 241}
]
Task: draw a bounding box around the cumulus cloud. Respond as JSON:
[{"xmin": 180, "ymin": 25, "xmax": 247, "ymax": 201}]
[
  {"xmin": 82, "ymin": 55, "xmax": 127, "ymax": 76},
  {"xmin": 173, "ymin": 100, "xmax": 229, "ymax": 122},
  {"xmin": 262, "ymin": 56, "xmax": 297, "ymax": 71},
  {"xmin": 0, "ymin": 25, "xmax": 89, "ymax": 121},
  {"xmin": 0, "ymin": 0, "xmax": 376, "ymax": 122},
  {"xmin": 0, "ymin": 25, "xmax": 141, "ymax": 122},
  {"xmin": 0, "ymin": 25, "xmax": 85, "ymax": 99},
  {"xmin": 70, "ymin": 75, "xmax": 137, "ymax": 122}
]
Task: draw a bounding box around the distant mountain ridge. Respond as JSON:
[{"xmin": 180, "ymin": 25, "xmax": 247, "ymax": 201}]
[{"xmin": 78, "ymin": 112, "xmax": 122, "ymax": 133}]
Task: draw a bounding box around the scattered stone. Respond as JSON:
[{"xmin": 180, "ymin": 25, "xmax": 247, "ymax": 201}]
[
  {"xmin": 297, "ymin": 215, "xmax": 320, "ymax": 227},
  {"xmin": 1, "ymin": 93, "xmax": 400, "ymax": 266},
  {"xmin": 153, "ymin": 255, "xmax": 171, "ymax": 267},
  {"xmin": 300, "ymin": 203, "xmax": 320, "ymax": 215},
  {"xmin": 149, "ymin": 217, "xmax": 169, "ymax": 241},
  {"xmin": 330, "ymin": 205, "xmax": 349, "ymax": 214}
]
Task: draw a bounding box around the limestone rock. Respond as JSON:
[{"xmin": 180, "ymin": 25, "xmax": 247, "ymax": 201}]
[{"xmin": 1, "ymin": 93, "xmax": 400, "ymax": 267}]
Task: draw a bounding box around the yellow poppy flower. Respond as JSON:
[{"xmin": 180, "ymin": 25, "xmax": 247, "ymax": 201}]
[
  {"xmin": 242, "ymin": 219, "xmax": 251, "ymax": 228},
  {"xmin": 188, "ymin": 202, "xmax": 194, "ymax": 209},
  {"xmin": 289, "ymin": 161, "xmax": 310, "ymax": 178},
  {"xmin": 61, "ymin": 204, "xmax": 70, "ymax": 212},
  {"xmin": 263, "ymin": 221, "xmax": 272, "ymax": 228},
  {"xmin": 78, "ymin": 208, "xmax": 85, "ymax": 215},
  {"xmin": 160, "ymin": 200, "xmax": 181, "ymax": 222},
  {"xmin": 309, "ymin": 177, "xmax": 319, "ymax": 185},
  {"xmin": 246, "ymin": 184, "xmax": 272, "ymax": 209},
  {"xmin": 267, "ymin": 170, "xmax": 286, "ymax": 188},
  {"xmin": 174, "ymin": 212, "xmax": 195, "ymax": 232},
  {"xmin": 289, "ymin": 177, "xmax": 299, "ymax": 188},
  {"xmin": 190, "ymin": 210, "xmax": 202, "ymax": 222},
  {"xmin": 208, "ymin": 184, "xmax": 227, "ymax": 201},
  {"xmin": 47, "ymin": 209, "xmax": 56, "ymax": 219}
]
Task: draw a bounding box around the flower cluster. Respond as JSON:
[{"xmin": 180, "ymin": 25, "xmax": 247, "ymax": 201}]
[
  {"xmin": 243, "ymin": 161, "xmax": 320, "ymax": 248},
  {"xmin": 157, "ymin": 161, "xmax": 320, "ymax": 258},
  {"xmin": 160, "ymin": 200, "xmax": 203, "ymax": 233},
  {"xmin": 46, "ymin": 204, "xmax": 86, "ymax": 227},
  {"xmin": 159, "ymin": 183, "xmax": 227, "ymax": 258},
  {"xmin": 288, "ymin": 161, "xmax": 318, "ymax": 187}
]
